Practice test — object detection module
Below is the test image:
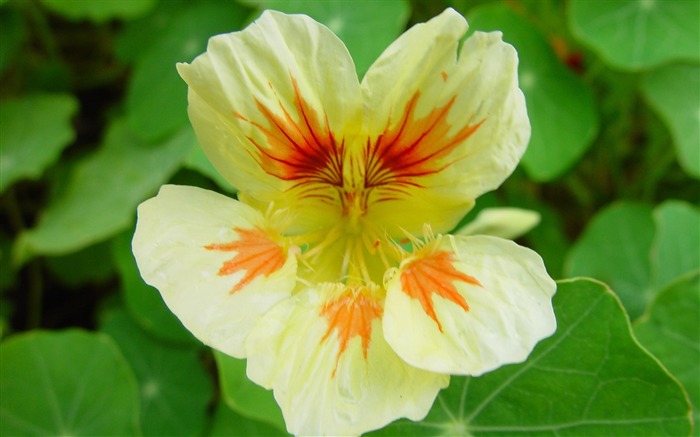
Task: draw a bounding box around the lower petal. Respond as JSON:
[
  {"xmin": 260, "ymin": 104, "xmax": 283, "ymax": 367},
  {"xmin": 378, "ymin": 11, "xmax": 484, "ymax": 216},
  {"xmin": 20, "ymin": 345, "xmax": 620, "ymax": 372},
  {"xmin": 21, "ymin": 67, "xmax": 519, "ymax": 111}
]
[
  {"xmin": 245, "ymin": 283, "xmax": 448, "ymax": 436},
  {"xmin": 132, "ymin": 185, "xmax": 298, "ymax": 358},
  {"xmin": 383, "ymin": 235, "xmax": 556, "ymax": 375}
]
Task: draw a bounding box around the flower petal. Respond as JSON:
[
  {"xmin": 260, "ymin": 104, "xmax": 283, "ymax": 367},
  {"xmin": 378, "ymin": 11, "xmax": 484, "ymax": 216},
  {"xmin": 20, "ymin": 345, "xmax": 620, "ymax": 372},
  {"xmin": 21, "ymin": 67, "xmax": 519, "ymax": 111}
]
[
  {"xmin": 132, "ymin": 185, "xmax": 298, "ymax": 358},
  {"xmin": 177, "ymin": 11, "xmax": 362, "ymax": 233},
  {"xmin": 383, "ymin": 235, "xmax": 556, "ymax": 375},
  {"xmin": 455, "ymin": 207, "xmax": 541, "ymax": 239},
  {"xmin": 245, "ymin": 283, "xmax": 448, "ymax": 436},
  {"xmin": 361, "ymin": 8, "xmax": 529, "ymax": 235}
]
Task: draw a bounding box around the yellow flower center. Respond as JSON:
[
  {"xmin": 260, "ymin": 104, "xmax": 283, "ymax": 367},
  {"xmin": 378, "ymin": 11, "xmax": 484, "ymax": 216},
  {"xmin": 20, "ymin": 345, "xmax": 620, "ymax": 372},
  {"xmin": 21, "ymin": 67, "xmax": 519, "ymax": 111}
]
[{"xmin": 234, "ymin": 74, "xmax": 484, "ymax": 289}]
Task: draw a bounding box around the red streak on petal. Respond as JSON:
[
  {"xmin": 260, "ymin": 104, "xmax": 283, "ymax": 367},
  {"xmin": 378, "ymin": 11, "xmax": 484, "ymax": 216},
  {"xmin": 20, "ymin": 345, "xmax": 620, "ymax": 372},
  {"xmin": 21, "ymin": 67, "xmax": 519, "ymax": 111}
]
[
  {"xmin": 365, "ymin": 91, "xmax": 484, "ymax": 193},
  {"xmin": 204, "ymin": 227, "xmax": 286, "ymax": 294},
  {"xmin": 321, "ymin": 288, "xmax": 383, "ymax": 377},
  {"xmin": 234, "ymin": 77, "xmax": 344, "ymax": 188},
  {"xmin": 400, "ymin": 250, "xmax": 481, "ymax": 332},
  {"xmin": 441, "ymin": 71, "xmax": 448, "ymax": 82}
]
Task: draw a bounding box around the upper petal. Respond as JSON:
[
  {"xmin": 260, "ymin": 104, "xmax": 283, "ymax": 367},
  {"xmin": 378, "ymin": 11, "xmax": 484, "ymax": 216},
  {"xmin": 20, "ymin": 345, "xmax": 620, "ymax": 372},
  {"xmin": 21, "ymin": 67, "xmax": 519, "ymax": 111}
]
[
  {"xmin": 361, "ymin": 8, "xmax": 529, "ymax": 235},
  {"xmin": 383, "ymin": 235, "xmax": 556, "ymax": 375},
  {"xmin": 177, "ymin": 11, "xmax": 363, "ymax": 233},
  {"xmin": 245, "ymin": 283, "xmax": 448, "ymax": 436},
  {"xmin": 132, "ymin": 185, "xmax": 298, "ymax": 358}
]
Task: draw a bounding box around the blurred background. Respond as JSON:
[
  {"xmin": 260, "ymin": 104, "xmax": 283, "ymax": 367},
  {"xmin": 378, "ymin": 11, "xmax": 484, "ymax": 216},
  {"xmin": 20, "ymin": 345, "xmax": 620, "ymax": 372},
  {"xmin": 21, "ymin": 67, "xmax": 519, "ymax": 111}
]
[{"xmin": 1, "ymin": 0, "xmax": 698, "ymax": 436}]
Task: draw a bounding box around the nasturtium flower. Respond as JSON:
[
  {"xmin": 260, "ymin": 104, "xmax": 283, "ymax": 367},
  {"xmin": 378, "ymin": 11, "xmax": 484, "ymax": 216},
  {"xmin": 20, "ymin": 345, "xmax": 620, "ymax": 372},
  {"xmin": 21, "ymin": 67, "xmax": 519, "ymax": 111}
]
[{"xmin": 133, "ymin": 8, "xmax": 556, "ymax": 436}]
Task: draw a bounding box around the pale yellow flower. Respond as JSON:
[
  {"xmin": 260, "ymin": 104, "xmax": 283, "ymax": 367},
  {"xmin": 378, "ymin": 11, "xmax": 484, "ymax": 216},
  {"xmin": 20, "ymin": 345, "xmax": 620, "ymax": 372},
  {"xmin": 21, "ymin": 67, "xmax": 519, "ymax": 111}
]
[{"xmin": 133, "ymin": 8, "xmax": 556, "ymax": 436}]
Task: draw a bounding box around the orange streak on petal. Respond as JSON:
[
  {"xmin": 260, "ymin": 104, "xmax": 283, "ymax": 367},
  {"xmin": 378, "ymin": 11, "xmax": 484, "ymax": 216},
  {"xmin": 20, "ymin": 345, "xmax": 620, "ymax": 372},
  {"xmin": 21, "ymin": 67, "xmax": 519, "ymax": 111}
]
[
  {"xmin": 366, "ymin": 91, "xmax": 484, "ymax": 192},
  {"xmin": 321, "ymin": 288, "xmax": 384, "ymax": 377},
  {"xmin": 204, "ymin": 227, "xmax": 287, "ymax": 294},
  {"xmin": 234, "ymin": 77, "xmax": 344, "ymax": 188},
  {"xmin": 400, "ymin": 250, "xmax": 481, "ymax": 332}
]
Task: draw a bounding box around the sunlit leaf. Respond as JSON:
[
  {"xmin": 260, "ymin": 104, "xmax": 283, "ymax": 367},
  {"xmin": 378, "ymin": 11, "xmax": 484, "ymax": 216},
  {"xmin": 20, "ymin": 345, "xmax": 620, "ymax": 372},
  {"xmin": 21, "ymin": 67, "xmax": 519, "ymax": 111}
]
[
  {"xmin": 0, "ymin": 330, "xmax": 140, "ymax": 436},
  {"xmin": 112, "ymin": 231, "xmax": 196, "ymax": 344},
  {"xmin": 39, "ymin": 0, "xmax": 156, "ymax": 23},
  {"xmin": 125, "ymin": 1, "xmax": 248, "ymax": 141},
  {"xmin": 14, "ymin": 120, "xmax": 194, "ymax": 264},
  {"xmin": 0, "ymin": 94, "xmax": 78, "ymax": 193},
  {"xmin": 256, "ymin": 0, "xmax": 410, "ymax": 77},
  {"xmin": 100, "ymin": 309, "xmax": 212, "ymax": 437},
  {"xmin": 569, "ymin": 0, "xmax": 700, "ymax": 71},
  {"xmin": 466, "ymin": 4, "xmax": 598, "ymax": 181},
  {"xmin": 564, "ymin": 202, "xmax": 655, "ymax": 319},
  {"xmin": 641, "ymin": 63, "xmax": 700, "ymax": 178},
  {"xmin": 635, "ymin": 271, "xmax": 700, "ymax": 431},
  {"xmin": 371, "ymin": 279, "xmax": 692, "ymax": 436},
  {"xmin": 214, "ymin": 351, "xmax": 286, "ymax": 431},
  {"xmin": 208, "ymin": 401, "xmax": 288, "ymax": 437}
]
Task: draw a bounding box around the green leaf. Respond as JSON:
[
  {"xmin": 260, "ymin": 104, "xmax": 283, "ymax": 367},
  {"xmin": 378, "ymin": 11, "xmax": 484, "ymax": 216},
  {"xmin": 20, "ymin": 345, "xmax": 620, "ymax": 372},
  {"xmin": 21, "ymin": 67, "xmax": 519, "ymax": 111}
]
[
  {"xmin": 208, "ymin": 402, "xmax": 289, "ymax": 437},
  {"xmin": 635, "ymin": 271, "xmax": 700, "ymax": 432},
  {"xmin": 371, "ymin": 279, "xmax": 692, "ymax": 436},
  {"xmin": 564, "ymin": 202, "xmax": 655, "ymax": 319},
  {"xmin": 214, "ymin": 350, "xmax": 286, "ymax": 431},
  {"xmin": 0, "ymin": 330, "xmax": 140, "ymax": 436},
  {"xmin": 125, "ymin": 0, "xmax": 248, "ymax": 141},
  {"xmin": 100, "ymin": 308, "xmax": 212, "ymax": 437},
  {"xmin": 256, "ymin": 1, "xmax": 410, "ymax": 77},
  {"xmin": 651, "ymin": 200, "xmax": 700, "ymax": 289},
  {"xmin": 115, "ymin": 0, "xmax": 186, "ymax": 64},
  {"xmin": 0, "ymin": 94, "xmax": 78, "ymax": 193},
  {"xmin": 466, "ymin": 4, "xmax": 598, "ymax": 181},
  {"xmin": 45, "ymin": 240, "xmax": 115, "ymax": 287},
  {"xmin": 522, "ymin": 205, "xmax": 568, "ymax": 279},
  {"xmin": 569, "ymin": 0, "xmax": 700, "ymax": 70},
  {"xmin": 112, "ymin": 230, "xmax": 196, "ymax": 344},
  {"xmin": 39, "ymin": 0, "xmax": 156, "ymax": 23},
  {"xmin": 0, "ymin": 6, "xmax": 26, "ymax": 74},
  {"xmin": 14, "ymin": 119, "xmax": 194, "ymax": 264},
  {"xmin": 641, "ymin": 63, "xmax": 700, "ymax": 178}
]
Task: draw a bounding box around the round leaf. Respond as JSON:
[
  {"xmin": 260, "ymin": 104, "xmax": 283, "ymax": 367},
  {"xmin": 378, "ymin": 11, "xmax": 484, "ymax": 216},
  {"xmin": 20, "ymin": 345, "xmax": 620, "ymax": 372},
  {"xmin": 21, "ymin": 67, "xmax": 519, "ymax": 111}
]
[
  {"xmin": 569, "ymin": 0, "xmax": 700, "ymax": 70},
  {"xmin": 0, "ymin": 330, "xmax": 140, "ymax": 436},
  {"xmin": 641, "ymin": 63, "xmax": 700, "ymax": 178},
  {"xmin": 651, "ymin": 200, "xmax": 700, "ymax": 289},
  {"xmin": 372, "ymin": 278, "xmax": 692, "ymax": 436},
  {"xmin": 564, "ymin": 202, "xmax": 655, "ymax": 319},
  {"xmin": 635, "ymin": 271, "xmax": 700, "ymax": 429},
  {"xmin": 100, "ymin": 309, "xmax": 212, "ymax": 436},
  {"xmin": 208, "ymin": 402, "xmax": 289, "ymax": 437},
  {"xmin": 214, "ymin": 351, "xmax": 286, "ymax": 431},
  {"xmin": 0, "ymin": 94, "xmax": 78, "ymax": 193}
]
